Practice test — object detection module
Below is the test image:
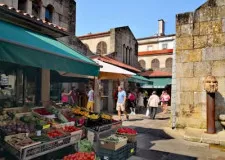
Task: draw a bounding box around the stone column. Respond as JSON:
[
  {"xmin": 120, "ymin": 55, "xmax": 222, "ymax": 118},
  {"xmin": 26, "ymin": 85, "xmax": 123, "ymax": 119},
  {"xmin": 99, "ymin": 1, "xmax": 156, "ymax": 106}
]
[
  {"xmin": 171, "ymin": 41, "xmax": 177, "ymax": 129},
  {"xmin": 26, "ymin": 0, "xmax": 32, "ymax": 15},
  {"xmin": 108, "ymin": 80, "xmax": 114, "ymax": 113},
  {"xmin": 40, "ymin": 6, "xmax": 45, "ymax": 20},
  {"xmin": 41, "ymin": 69, "xmax": 50, "ymax": 106}
]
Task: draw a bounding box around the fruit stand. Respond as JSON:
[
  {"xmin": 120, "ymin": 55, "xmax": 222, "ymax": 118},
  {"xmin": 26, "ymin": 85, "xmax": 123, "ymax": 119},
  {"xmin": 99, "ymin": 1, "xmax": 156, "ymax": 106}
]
[{"xmin": 0, "ymin": 105, "xmax": 128, "ymax": 160}]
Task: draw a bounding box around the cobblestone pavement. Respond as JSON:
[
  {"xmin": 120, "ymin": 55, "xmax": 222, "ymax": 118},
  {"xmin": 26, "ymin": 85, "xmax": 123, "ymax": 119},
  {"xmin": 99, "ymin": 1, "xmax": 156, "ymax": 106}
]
[{"xmin": 113, "ymin": 113, "xmax": 225, "ymax": 160}]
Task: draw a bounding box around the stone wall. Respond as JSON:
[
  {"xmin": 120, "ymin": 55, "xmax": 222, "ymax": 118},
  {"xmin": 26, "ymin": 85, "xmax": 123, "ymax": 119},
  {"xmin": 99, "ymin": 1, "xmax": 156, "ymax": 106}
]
[
  {"xmin": 0, "ymin": 0, "xmax": 76, "ymax": 34},
  {"xmin": 113, "ymin": 27, "xmax": 140, "ymax": 68},
  {"xmin": 175, "ymin": 0, "xmax": 225, "ymax": 130}
]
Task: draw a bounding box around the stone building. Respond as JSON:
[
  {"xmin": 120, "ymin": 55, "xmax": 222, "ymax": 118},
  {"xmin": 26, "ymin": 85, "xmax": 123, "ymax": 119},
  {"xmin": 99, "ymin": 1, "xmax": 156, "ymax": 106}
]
[
  {"xmin": 0, "ymin": 0, "xmax": 93, "ymax": 56},
  {"xmin": 175, "ymin": 0, "xmax": 225, "ymax": 130},
  {"xmin": 0, "ymin": 0, "xmax": 76, "ymax": 33},
  {"xmin": 78, "ymin": 26, "xmax": 140, "ymax": 68},
  {"xmin": 138, "ymin": 20, "xmax": 175, "ymax": 73}
]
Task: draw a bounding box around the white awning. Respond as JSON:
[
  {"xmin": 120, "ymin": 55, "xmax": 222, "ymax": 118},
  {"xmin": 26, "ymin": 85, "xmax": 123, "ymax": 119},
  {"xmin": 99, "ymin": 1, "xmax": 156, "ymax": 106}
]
[{"xmin": 93, "ymin": 59, "xmax": 135, "ymax": 75}]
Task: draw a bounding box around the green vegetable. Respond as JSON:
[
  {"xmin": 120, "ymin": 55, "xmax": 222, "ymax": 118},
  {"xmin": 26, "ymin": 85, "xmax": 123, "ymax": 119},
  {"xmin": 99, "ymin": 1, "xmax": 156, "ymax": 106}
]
[{"xmin": 78, "ymin": 139, "xmax": 93, "ymax": 152}]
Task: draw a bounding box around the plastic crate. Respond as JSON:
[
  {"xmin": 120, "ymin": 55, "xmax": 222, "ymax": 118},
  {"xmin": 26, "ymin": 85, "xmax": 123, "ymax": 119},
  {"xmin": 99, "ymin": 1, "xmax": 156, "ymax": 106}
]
[
  {"xmin": 126, "ymin": 142, "xmax": 137, "ymax": 158},
  {"xmin": 97, "ymin": 144, "xmax": 127, "ymax": 160}
]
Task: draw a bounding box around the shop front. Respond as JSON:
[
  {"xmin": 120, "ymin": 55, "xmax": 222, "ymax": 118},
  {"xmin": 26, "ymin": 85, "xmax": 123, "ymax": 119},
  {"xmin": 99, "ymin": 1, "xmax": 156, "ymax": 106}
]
[{"xmin": 0, "ymin": 20, "xmax": 100, "ymax": 107}]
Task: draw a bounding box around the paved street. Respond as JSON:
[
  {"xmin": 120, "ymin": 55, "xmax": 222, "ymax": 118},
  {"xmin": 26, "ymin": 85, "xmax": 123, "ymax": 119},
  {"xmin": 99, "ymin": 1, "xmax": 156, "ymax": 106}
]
[{"xmin": 115, "ymin": 113, "xmax": 225, "ymax": 160}]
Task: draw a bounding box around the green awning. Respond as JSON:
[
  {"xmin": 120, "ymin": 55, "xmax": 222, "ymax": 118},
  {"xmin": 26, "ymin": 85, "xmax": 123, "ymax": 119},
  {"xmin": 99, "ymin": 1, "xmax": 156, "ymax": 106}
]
[
  {"xmin": 0, "ymin": 20, "xmax": 100, "ymax": 76},
  {"xmin": 141, "ymin": 78, "xmax": 171, "ymax": 88},
  {"xmin": 128, "ymin": 75, "xmax": 153, "ymax": 84}
]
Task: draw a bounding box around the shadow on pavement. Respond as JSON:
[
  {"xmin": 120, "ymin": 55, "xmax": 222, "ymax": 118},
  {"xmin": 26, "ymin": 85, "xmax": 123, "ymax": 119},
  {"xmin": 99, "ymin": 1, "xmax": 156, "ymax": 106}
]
[{"xmin": 127, "ymin": 126, "xmax": 197, "ymax": 160}]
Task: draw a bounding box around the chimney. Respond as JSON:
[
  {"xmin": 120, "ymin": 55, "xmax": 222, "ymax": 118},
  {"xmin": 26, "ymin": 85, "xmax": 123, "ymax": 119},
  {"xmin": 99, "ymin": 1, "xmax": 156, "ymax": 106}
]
[{"xmin": 158, "ymin": 19, "xmax": 165, "ymax": 36}]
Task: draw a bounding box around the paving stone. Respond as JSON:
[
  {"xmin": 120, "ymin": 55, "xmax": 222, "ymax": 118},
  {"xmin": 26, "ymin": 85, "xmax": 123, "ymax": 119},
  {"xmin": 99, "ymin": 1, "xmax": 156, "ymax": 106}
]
[
  {"xmin": 202, "ymin": 133, "xmax": 220, "ymax": 144},
  {"xmin": 184, "ymin": 127, "xmax": 204, "ymax": 143}
]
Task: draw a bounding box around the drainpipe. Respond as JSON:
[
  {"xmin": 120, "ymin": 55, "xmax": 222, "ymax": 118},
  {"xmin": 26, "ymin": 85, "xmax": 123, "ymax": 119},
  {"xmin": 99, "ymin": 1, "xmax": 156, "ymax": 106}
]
[{"xmin": 171, "ymin": 40, "xmax": 176, "ymax": 129}]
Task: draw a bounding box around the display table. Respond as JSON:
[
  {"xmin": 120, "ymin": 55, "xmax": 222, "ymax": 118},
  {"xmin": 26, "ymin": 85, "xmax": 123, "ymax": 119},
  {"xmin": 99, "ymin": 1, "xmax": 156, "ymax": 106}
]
[{"xmin": 1, "ymin": 131, "xmax": 81, "ymax": 160}]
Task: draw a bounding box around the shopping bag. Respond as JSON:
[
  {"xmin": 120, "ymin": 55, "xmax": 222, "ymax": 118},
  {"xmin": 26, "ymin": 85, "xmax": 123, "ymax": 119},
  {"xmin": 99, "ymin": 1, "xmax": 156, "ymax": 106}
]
[{"xmin": 146, "ymin": 107, "xmax": 150, "ymax": 116}]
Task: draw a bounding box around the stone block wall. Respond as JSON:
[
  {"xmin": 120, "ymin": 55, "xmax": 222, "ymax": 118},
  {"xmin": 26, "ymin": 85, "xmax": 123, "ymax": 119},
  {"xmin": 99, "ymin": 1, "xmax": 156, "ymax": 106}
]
[
  {"xmin": 113, "ymin": 27, "xmax": 140, "ymax": 68},
  {"xmin": 175, "ymin": 0, "xmax": 225, "ymax": 130}
]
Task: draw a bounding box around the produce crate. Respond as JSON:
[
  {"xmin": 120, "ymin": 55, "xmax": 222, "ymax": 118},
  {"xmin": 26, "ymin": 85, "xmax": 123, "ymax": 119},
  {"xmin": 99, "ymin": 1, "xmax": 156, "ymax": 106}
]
[
  {"xmin": 97, "ymin": 144, "xmax": 127, "ymax": 160},
  {"xmin": 116, "ymin": 133, "xmax": 136, "ymax": 143},
  {"xmin": 111, "ymin": 120, "xmax": 122, "ymax": 130},
  {"xmin": 54, "ymin": 122, "xmax": 75, "ymax": 129},
  {"xmin": 126, "ymin": 142, "xmax": 137, "ymax": 158},
  {"xmin": 99, "ymin": 135, "xmax": 127, "ymax": 150},
  {"xmin": 32, "ymin": 107, "xmax": 56, "ymax": 120},
  {"xmin": 69, "ymin": 129, "xmax": 82, "ymax": 143},
  {"xmin": 2, "ymin": 132, "xmax": 82, "ymax": 160}
]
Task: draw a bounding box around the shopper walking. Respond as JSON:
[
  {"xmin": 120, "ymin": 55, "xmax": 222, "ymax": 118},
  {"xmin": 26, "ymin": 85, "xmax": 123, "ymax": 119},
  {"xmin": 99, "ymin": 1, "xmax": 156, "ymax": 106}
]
[
  {"xmin": 137, "ymin": 91, "xmax": 145, "ymax": 113},
  {"xmin": 117, "ymin": 86, "xmax": 129, "ymax": 121},
  {"xmin": 148, "ymin": 91, "xmax": 160, "ymax": 119},
  {"xmin": 161, "ymin": 91, "xmax": 170, "ymax": 114},
  {"xmin": 128, "ymin": 91, "xmax": 136, "ymax": 115},
  {"xmin": 86, "ymin": 86, "xmax": 94, "ymax": 112}
]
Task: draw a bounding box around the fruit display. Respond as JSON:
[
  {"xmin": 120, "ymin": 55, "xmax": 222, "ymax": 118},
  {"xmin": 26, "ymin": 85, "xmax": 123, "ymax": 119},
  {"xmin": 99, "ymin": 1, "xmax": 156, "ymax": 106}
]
[
  {"xmin": 63, "ymin": 152, "xmax": 96, "ymax": 160},
  {"xmin": 117, "ymin": 128, "xmax": 137, "ymax": 135},
  {"xmin": 47, "ymin": 130, "xmax": 64, "ymax": 139},
  {"xmin": 72, "ymin": 107, "xmax": 81, "ymax": 115},
  {"xmin": 33, "ymin": 108, "xmax": 52, "ymax": 116},
  {"xmin": 0, "ymin": 111, "xmax": 13, "ymax": 122},
  {"xmin": 0, "ymin": 121, "xmax": 36, "ymax": 135},
  {"xmin": 101, "ymin": 113, "xmax": 111, "ymax": 120},
  {"xmin": 29, "ymin": 135, "xmax": 50, "ymax": 142},
  {"xmin": 5, "ymin": 133, "xmax": 40, "ymax": 150},
  {"xmin": 80, "ymin": 111, "xmax": 89, "ymax": 117},
  {"xmin": 87, "ymin": 114, "xmax": 99, "ymax": 120},
  {"xmin": 62, "ymin": 126, "xmax": 80, "ymax": 133}
]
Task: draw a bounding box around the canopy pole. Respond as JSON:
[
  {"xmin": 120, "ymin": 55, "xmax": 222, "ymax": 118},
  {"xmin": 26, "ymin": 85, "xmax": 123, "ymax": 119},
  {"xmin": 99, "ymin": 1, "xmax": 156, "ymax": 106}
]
[{"xmin": 94, "ymin": 77, "xmax": 101, "ymax": 113}]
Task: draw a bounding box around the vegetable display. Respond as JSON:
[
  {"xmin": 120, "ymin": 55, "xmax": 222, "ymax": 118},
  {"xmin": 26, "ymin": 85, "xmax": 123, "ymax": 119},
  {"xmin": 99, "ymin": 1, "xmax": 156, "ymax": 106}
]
[
  {"xmin": 117, "ymin": 128, "xmax": 137, "ymax": 135},
  {"xmin": 78, "ymin": 139, "xmax": 93, "ymax": 152},
  {"xmin": 63, "ymin": 126, "xmax": 80, "ymax": 133},
  {"xmin": 33, "ymin": 108, "xmax": 52, "ymax": 116},
  {"xmin": 104, "ymin": 135, "xmax": 126, "ymax": 143},
  {"xmin": 101, "ymin": 113, "xmax": 111, "ymax": 120},
  {"xmin": 63, "ymin": 152, "xmax": 95, "ymax": 160},
  {"xmin": 47, "ymin": 130, "xmax": 64, "ymax": 138}
]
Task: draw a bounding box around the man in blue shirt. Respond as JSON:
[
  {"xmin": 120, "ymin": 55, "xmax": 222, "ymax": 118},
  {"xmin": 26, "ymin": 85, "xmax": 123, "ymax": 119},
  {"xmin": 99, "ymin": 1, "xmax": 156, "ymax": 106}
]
[{"xmin": 117, "ymin": 86, "xmax": 129, "ymax": 121}]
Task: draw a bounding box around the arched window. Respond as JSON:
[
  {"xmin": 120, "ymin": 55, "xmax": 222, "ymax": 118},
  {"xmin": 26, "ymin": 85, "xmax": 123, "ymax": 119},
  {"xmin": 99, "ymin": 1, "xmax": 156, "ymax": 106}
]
[
  {"xmin": 129, "ymin": 48, "xmax": 132, "ymax": 65},
  {"xmin": 126, "ymin": 47, "xmax": 129, "ymax": 64},
  {"xmin": 139, "ymin": 60, "xmax": 146, "ymax": 69},
  {"xmin": 96, "ymin": 41, "xmax": 107, "ymax": 55},
  {"xmin": 18, "ymin": 0, "xmax": 26, "ymax": 11},
  {"xmin": 45, "ymin": 4, "xmax": 54, "ymax": 22},
  {"xmin": 165, "ymin": 58, "xmax": 173, "ymax": 68},
  {"xmin": 32, "ymin": 0, "xmax": 42, "ymax": 18},
  {"xmin": 122, "ymin": 44, "xmax": 126, "ymax": 63},
  {"xmin": 151, "ymin": 59, "xmax": 160, "ymax": 68}
]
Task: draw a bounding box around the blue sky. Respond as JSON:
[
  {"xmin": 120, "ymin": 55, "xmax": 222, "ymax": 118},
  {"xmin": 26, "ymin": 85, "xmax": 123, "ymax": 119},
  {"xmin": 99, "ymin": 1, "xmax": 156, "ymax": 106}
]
[{"xmin": 76, "ymin": 0, "xmax": 206, "ymax": 38}]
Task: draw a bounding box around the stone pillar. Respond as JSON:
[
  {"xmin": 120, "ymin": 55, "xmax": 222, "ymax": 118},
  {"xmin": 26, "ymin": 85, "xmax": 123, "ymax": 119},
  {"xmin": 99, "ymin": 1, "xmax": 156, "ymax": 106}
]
[
  {"xmin": 41, "ymin": 69, "xmax": 50, "ymax": 106},
  {"xmin": 26, "ymin": 0, "xmax": 32, "ymax": 15},
  {"xmin": 40, "ymin": 6, "xmax": 45, "ymax": 20},
  {"xmin": 171, "ymin": 42, "xmax": 177, "ymax": 129},
  {"xmin": 108, "ymin": 80, "xmax": 114, "ymax": 113},
  {"xmin": 94, "ymin": 78, "xmax": 101, "ymax": 112}
]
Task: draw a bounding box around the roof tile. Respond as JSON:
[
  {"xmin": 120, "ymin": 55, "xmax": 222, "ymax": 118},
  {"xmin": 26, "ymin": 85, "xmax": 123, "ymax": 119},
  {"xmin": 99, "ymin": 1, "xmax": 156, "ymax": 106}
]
[
  {"xmin": 92, "ymin": 56, "xmax": 141, "ymax": 73},
  {"xmin": 140, "ymin": 70, "xmax": 172, "ymax": 77},
  {"xmin": 138, "ymin": 49, "xmax": 173, "ymax": 56}
]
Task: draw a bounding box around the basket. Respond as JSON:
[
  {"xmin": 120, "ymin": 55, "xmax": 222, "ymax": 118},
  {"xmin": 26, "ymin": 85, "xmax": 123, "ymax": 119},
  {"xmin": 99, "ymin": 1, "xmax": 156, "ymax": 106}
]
[{"xmin": 99, "ymin": 135, "xmax": 127, "ymax": 151}]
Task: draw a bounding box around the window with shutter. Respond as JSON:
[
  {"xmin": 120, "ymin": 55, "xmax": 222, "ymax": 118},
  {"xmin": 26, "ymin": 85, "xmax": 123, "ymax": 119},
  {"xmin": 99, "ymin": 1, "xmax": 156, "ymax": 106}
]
[
  {"xmin": 151, "ymin": 59, "xmax": 160, "ymax": 68},
  {"xmin": 96, "ymin": 41, "xmax": 107, "ymax": 55}
]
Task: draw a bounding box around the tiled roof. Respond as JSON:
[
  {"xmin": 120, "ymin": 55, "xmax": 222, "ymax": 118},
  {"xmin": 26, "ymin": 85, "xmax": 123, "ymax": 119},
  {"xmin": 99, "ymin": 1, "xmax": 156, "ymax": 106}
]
[
  {"xmin": 0, "ymin": 4, "xmax": 67, "ymax": 32},
  {"xmin": 138, "ymin": 49, "xmax": 173, "ymax": 56},
  {"xmin": 137, "ymin": 34, "xmax": 175, "ymax": 40},
  {"xmin": 91, "ymin": 55, "xmax": 141, "ymax": 73},
  {"xmin": 140, "ymin": 70, "xmax": 172, "ymax": 77},
  {"xmin": 78, "ymin": 31, "xmax": 111, "ymax": 40}
]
